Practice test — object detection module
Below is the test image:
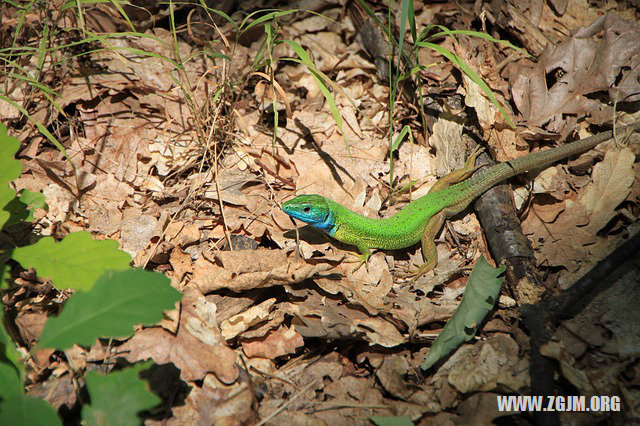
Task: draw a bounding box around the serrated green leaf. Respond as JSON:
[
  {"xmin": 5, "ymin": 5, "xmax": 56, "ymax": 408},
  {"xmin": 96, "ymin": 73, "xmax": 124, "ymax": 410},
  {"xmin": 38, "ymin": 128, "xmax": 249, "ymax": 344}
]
[
  {"xmin": 37, "ymin": 269, "xmax": 182, "ymax": 350},
  {"xmin": 19, "ymin": 189, "xmax": 48, "ymax": 222},
  {"xmin": 0, "ymin": 185, "xmax": 19, "ymax": 229},
  {"xmin": 12, "ymin": 231, "xmax": 132, "ymax": 291},
  {"xmin": 82, "ymin": 362, "xmax": 160, "ymax": 426},
  {"xmin": 0, "ymin": 395, "xmax": 61, "ymax": 426},
  {"xmin": 0, "ymin": 362, "xmax": 22, "ymax": 399},
  {"xmin": 1, "ymin": 186, "xmax": 30, "ymax": 227},
  {"xmin": 370, "ymin": 415, "xmax": 414, "ymax": 426},
  {"xmin": 0, "ymin": 123, "xmax": 23, "ymax": 186},
  {"xmin": 0, "ymin": 310, "xmax": 24, "ymax": 394},
  {"xmin": 421, "ymin": 257, "xmax": 505, "ymax": 370},
  {"xmin": 0, "ymin": 309, "xmax": 24, "ymax": 378}
]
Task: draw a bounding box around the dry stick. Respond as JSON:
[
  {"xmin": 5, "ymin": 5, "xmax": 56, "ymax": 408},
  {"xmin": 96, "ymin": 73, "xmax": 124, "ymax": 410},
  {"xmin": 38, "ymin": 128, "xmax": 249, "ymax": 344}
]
[
  {"xmin": 212, "ymin": 59, "xmax": 234, "ymax": 251},
  {"xmin": 256, "ymin": 377, "xmax": 320, "ymax": 426},
  {"xmin": 310, "ymin": 401, "xmax": 391, "ymax": 412}
]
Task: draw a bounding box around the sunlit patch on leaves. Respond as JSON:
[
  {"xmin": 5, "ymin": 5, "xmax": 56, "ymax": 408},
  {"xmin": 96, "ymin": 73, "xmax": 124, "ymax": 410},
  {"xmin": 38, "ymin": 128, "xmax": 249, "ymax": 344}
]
[
  {"xmin": 0, "ymin": 123, "xmax": 30, "ymax": 228},
  {"xmin": 0, "ymin": 185, "xmax": 26, "ymax": 229},
  {"xmin": 0, "ymin": 123, "xmax": 23, "ymax": 185},
  {"xmin": 0, "ymin": 311, "xmax": 24, "ymax": 399}
]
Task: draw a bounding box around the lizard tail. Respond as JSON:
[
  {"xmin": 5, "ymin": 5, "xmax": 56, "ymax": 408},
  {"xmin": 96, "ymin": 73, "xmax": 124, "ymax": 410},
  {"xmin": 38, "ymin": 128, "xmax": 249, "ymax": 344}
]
[{"xmin": 465, "ymin": 121, "xmax": 640, "ymax": 199}]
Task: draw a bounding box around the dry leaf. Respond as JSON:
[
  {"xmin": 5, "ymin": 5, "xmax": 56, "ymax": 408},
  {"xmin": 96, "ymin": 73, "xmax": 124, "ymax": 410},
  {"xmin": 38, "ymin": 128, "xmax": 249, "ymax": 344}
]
[
  {"xmin": 192, "ymin": 249, "xmax": 338, "ymax": 293},
  {"xmin": 577, "ymin": 148, "xmax": 635, "ymax": 233},
  {"xmin": 241, "ymin": 326, "xmax": 305, "ymax": 358},
  {"xmin": 220, "ymin": 298, "xmax": 276, "ymax": 340}
]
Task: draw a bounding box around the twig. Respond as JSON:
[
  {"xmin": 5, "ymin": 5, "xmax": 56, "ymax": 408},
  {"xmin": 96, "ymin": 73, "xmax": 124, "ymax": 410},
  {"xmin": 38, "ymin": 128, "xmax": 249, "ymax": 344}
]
[{"xmin": 256, "ymin": 377, "xmax": 320, "ymax": 426}]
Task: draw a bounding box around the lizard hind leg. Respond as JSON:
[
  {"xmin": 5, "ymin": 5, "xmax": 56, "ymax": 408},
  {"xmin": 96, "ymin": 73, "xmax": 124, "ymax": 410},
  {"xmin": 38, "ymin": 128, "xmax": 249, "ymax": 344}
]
[
  {"xmin": 399, "ymin": 211, "xmax": 446, "ymax": 280},
  {"xmin": 428, "ymin": 145, "xmax": 484, "ymax": 194}
]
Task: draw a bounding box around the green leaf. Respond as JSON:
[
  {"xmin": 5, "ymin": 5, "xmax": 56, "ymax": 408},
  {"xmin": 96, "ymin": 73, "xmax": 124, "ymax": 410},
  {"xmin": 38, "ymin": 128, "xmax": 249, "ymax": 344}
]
[
  {"xmin": 37, "ymin": 269, "xmax": 182, "ymax": 350},
  {"xmin": 0, "ymin": 123, "xmax": 23, "ymax": 185},
  {"xmin": 370, "ymin": 415, "xmax": 414, "ymax": 426},
  {"xmin": 421, "ymin": 256, "xmax": 505, "ymax": 370},
  {"xmin": 82, "ymin": 362, "xmax": 160, "ymax": 426},
  {"xmin": 0, "ymin": 185, "xmax": 21, "ymax": 229},
  {"xmin": 0, "ymin": 361, "xmax": 22, "ymax": 399},
  {"xmin": 239, "ymin": 9, "xmax": 297, "ymax": 33},
  {"xmin": 0, "ymin": 310, "xmax": 24, "ymax": 398},
  {"xmin": 19, "ymin": 189, "xmax": 48, "ymax": 222},
  {"xmin": 12, "ymin": 231, "xmax": 132, "ymax": 291},
  {"xmin": 429, "ymin": 29, "xmax": 530, "ymax": 57},
  {"xmin": 0, "ymin": 395, "xmax": 61, "ymax": 426}
]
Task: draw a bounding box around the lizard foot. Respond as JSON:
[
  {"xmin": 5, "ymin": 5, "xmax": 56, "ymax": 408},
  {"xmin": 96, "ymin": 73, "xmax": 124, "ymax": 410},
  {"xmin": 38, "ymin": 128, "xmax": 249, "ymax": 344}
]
[
  {"xmin": 465, "ymin": 145, "xmax": 485, "ymax": 172},
  {"xmin": 345, "ymin": 252, "xmax": 370, "ymax": 273},
  {"xmin": 397, "ymin": 262, "xmax": 436, "ymax": 281}
]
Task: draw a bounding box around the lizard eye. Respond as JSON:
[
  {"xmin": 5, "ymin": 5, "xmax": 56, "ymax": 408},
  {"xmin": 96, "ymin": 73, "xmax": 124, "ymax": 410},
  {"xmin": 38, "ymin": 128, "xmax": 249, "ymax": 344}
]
[{"xmin": 303, "ymin": 206, "xmax": 311, "ymax": 213}]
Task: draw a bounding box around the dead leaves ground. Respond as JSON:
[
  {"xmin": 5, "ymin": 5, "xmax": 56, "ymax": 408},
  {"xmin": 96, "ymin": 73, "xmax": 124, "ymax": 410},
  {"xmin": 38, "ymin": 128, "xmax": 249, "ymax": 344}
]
[{"xmin": 2, "ymin": 0, "xmax": 640, "ymax": 424}]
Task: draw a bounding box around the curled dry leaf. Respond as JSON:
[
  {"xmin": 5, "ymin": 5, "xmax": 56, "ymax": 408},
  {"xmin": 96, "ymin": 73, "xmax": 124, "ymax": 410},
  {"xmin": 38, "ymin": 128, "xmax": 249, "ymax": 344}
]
[
  {"xmin": 376, "ymin": 355, "xmax": 413, "ymax": 399},
  {"xmin": 241, "ymin": 326, "xmax": 305, "ymax": 359},
  {"xmin": 170, "ymin": 376, "xmax": 256, "ymax": 426},
  {"xmin": 119, "ymin": 214, "xmax": 158, "ymax": 257},
  {"xmin": 220, "ymin": 298, "xmax": 276, "ymax": 341},
  {"xmin": 510, "ymin": 13, "xmax": 640, "ymax": 134},
  {"xmin": 522, "ymin": 201, "xmax": 596, "ymax": 271},
  {"xmin": 184, "ymin": 293, "xmax": 224, "ymax": 348},
  {"xmin": 119, "ymin": 327, "xmax": 238, "ymax": 383},
  {"xmin": 282, "ymin": 292, "xmax": 405, "ymax": 347},
  {"xmin": 165, "ymin": 221, "xmax": 201, "ymax": 248},
  {"xmin": 192, "ymin": 249, "xmax": 338, "ymax": 293},
  {"xmin": 440, "ymin": 334, "xmax": 530, "ymax": 394},
  {"xmin": 120, "ymin": 290, "xmax": 237, "ymax": 383},
  {"xmin": 577, "ymin": 148, "xmax": 635, "ymax": 233}
]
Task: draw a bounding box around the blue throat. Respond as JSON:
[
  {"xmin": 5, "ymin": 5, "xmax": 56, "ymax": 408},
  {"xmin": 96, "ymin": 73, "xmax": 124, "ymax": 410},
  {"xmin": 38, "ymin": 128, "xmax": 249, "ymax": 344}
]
[{"xmin": 313, "ymin": 209, "xmax": 337, "ymax": 236}]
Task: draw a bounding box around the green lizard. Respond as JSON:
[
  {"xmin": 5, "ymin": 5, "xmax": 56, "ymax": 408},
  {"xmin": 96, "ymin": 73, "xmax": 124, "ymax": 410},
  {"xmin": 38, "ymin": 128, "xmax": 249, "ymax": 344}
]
[{"xmin": 282, "ymin": 122, "xmax": 640, "ymax": 278}]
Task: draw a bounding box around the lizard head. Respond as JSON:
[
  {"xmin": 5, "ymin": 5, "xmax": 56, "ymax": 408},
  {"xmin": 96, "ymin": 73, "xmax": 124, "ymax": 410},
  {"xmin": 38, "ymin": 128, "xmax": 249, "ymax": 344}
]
[{"xmin": 282, "ymin": 194, "xmax": 334, "ymax": 232}]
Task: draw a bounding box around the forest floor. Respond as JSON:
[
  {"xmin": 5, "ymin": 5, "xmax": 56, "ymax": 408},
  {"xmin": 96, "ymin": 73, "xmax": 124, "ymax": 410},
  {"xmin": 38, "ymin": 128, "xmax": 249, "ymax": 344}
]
[{"xmin": 1, "ymin": 0, "xmax": 640, "ymax": 424}]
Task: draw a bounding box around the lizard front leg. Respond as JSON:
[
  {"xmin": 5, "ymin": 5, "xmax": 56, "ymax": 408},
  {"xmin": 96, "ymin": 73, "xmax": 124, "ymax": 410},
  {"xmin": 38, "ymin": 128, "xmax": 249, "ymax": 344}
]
[{"xmin": 345, "ymin": 243, "xmax": 372, "ymax": 272}]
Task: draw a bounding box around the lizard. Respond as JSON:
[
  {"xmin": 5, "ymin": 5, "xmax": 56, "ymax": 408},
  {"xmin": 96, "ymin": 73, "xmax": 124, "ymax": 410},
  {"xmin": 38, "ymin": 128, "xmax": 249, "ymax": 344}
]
[{"xmin": 282, "ymin": 122, "xmax": 640, "ymax": 278}]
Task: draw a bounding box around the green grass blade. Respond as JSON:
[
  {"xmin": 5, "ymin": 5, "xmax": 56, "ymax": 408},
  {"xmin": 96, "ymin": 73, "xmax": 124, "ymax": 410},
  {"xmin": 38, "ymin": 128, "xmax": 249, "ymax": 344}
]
[
  {"xmin": 0, "ymin": 95, "xmax": 74, "ymax": 162},
  {"xmin": 281, "ymin": 40, "xmax": 349, "ymax": 151},
  {"xmin": 418, "ymin": 41, "xmax": 515, "ymax": 128},
  {"xmin": 429, "ymin": 29, "xmax": 530, "ymax": 56},
  {"xmin": 240, "ymin": 9, "xmax": 297, "ymax": 33}
]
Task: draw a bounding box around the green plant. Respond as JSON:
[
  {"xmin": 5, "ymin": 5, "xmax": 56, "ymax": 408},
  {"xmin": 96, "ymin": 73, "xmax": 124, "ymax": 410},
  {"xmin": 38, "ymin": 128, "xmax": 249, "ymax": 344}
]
[
  {"xmin": 0, "ymin": 124, "xmax": 182, "ymax": 424},
  {"xmin": 421, "ymin": 256, "xmax": 505, "ymax": 370},
  {"xmin": 356, "ymin": 0, "xmax": 526, "ymax": 188}
]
